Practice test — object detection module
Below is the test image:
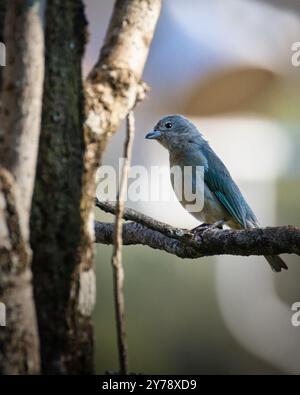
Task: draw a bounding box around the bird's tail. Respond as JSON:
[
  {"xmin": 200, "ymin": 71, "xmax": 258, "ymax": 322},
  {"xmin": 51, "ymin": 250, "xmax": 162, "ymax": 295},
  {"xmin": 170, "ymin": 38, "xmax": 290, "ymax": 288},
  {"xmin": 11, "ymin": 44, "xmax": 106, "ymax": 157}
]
[
  {"xmin": 246, "ymin": 222, "xmax": 288, "ymax": 272},
  {"xmin": 264, "ymin": 255, "xmax": 288, "ymax": 272}
]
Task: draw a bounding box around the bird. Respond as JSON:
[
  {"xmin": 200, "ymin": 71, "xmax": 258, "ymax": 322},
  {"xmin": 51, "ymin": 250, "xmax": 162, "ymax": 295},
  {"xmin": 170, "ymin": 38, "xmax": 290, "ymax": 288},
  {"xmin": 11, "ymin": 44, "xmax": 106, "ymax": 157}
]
[{"xmin": 145, "ymin": 114, "xmax": 287, "ymax": 272}]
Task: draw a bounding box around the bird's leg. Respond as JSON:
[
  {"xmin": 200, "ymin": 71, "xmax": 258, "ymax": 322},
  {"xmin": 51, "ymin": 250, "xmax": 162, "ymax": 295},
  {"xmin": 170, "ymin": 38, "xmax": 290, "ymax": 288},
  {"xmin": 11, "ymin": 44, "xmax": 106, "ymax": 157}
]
[
  {"xmin": 206, "ymin": 219, "xmax": 225, "ymax": 230},
  {"xmin": 192, "ymin": 220, "xmax": 225, "ymax": 234}
]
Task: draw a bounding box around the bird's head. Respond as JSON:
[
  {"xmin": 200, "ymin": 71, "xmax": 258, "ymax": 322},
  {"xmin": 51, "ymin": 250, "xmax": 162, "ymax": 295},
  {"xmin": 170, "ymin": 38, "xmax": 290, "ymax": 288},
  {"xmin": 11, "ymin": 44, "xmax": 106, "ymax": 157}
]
[{"xmin": 145, "ymin": 114, "xmax": 204, "ymax": 152}]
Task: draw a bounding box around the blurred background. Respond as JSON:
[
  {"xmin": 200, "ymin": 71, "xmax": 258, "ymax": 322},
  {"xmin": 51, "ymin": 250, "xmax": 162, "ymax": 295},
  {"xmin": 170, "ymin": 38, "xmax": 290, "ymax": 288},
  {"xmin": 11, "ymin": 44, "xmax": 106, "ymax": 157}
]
[{"xmin": 85, "ymin": 0, "xmax": 300, "ymax": 374}]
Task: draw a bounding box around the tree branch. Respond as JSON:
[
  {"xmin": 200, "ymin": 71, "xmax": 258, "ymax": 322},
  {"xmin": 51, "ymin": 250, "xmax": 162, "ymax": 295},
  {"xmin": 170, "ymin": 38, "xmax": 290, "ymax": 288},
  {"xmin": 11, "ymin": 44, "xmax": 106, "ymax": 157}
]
[
  {"xmin": 95, "ymin": 201, "xmax": 300, "ymax": 258},
  {"xmin": 95, "ymin": 221, "xmax": 200, "ymax": 258},
  {"xmin": 85, "ymin": 0, "xmax": 161, "ymax": 150},
  {"xmin": 95, "ymin": 199, "xmax": 192, "ymax": 241}
]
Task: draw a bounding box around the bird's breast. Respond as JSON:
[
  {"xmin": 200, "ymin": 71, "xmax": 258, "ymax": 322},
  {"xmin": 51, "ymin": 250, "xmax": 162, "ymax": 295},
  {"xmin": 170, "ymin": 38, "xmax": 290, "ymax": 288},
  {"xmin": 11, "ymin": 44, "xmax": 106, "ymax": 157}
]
[{"xmin": 169, "ymin": 156, "xmax": 233, "ymax": 225}]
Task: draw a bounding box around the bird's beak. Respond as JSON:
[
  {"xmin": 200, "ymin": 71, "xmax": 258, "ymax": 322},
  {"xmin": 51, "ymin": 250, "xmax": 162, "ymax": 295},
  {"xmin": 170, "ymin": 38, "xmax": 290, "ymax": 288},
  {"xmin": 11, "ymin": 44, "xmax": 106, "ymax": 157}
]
[{"xmin": 145, "ymin": 130, "xmax": 161, "ymax": 140}]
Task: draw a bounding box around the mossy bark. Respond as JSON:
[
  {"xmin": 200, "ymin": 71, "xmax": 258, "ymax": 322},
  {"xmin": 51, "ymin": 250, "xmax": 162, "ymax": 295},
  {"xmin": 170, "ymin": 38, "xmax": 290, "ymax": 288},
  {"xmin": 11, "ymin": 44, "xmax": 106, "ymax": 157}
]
[{"xmin": 30, "ymin": 0, "xmax": 94, "ymax": 374}]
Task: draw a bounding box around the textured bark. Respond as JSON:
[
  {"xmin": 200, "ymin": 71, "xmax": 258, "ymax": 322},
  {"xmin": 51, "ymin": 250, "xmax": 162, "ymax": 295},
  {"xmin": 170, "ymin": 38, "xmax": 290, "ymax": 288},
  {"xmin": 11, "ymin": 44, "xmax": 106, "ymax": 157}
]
[
  {"xmin": 0, "ymin": 169, "xmax": 40, "ymax": 374},
  {"xmin": 30, "ymin": 0, "xmax": 93, "ymax": 374},
  {"xmin": 95, "ymin": 221, "xmax": 200, "ymax": 258},
  {"xmin": 95, "ymin": 202, "xmax": 300, "ymax": 258},
  {"xmin": 0, "ymin": 0, "xmax": 43, "ymax": 374},
  {"xmin": 0, "ymin": 0, "xmax": 44, "ymax": 239},
  {"xmin": 85, "ymin": 0, "xmax": 162, "ymax": 148},
  {"xmin": 29, "ymin": 0, "xmax": 161, "ymax": 375}
]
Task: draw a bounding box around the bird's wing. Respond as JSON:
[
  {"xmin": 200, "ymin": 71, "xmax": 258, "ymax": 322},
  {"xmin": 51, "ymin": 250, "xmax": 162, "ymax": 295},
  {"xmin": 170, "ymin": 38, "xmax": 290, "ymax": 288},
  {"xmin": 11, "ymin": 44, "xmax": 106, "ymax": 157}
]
[{"xmin": 203, "ymin": 146, "xmax": 258, "ymax": 228}]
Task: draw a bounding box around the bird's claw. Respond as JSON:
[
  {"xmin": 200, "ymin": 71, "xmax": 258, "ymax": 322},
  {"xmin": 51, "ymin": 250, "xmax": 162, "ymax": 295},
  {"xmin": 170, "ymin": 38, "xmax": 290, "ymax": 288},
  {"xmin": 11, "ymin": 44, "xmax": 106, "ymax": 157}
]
[{"xmin": 191, "ymin": 220, "xmax": 225, "ymax": 235}]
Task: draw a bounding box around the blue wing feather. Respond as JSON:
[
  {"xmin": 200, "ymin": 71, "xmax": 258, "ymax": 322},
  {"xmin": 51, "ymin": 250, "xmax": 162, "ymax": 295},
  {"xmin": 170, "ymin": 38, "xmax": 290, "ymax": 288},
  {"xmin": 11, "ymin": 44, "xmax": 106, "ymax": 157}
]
[{"xmin": 202, "ymin": 144, "xmax": 258, "ymax": 228}]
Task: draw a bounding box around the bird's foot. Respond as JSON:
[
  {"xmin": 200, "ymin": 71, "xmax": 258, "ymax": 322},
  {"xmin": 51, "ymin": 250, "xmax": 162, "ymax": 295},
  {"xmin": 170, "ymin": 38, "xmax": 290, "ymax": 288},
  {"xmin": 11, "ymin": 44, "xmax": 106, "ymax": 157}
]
[
  {"xmin": 191, "ymin": 220, "xmax": 225, "ymax": 235},
  {"xmin": 191, "ymin": 223, "xmax": 210, "ymax": 233}
]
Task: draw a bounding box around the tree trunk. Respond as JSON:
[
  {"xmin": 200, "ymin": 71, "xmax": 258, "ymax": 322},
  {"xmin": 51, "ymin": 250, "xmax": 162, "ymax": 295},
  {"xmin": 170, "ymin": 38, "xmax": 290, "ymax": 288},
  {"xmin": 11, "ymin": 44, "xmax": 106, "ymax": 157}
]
[
  {"xmin": 30, "ymin": 0, "xmax": 161, "ymax": 374},
  {"xmin": 0, "ymin": 0, "xmax": 44, "ymax": 237},
  {"xmin": 0, "ymin": 170, "xmax": 40, "ymax": 374},
  {"xmin": 30, "ymin": 0, "xmax": 94, "ymax": 374},
  {"xmin": 0, "ymin": 0, "xmax": 44, "ymax": 374}
]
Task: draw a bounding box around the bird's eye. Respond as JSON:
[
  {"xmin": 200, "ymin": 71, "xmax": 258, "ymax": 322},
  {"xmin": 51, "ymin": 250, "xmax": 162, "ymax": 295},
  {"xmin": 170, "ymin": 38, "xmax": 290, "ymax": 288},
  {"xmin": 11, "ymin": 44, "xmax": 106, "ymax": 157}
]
[{"xmin": 165, "ymin": 122, "xmax": 172, "ymax": 129}]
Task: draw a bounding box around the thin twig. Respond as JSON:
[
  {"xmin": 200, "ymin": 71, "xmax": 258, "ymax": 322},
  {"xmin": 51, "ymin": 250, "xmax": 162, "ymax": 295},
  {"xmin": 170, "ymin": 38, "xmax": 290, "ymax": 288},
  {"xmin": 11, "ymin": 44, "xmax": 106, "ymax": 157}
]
[{"xmin": 111, "ymin": 111, "xmax": 135, "ymax": 375}]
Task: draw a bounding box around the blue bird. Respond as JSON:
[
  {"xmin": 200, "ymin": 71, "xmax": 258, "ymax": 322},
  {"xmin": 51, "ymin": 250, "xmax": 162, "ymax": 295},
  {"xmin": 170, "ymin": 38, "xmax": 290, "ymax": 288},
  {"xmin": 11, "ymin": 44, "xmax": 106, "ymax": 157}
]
[{"xmin": 145, "ymin": 114, "xmax": 287, "ymax": 272}]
